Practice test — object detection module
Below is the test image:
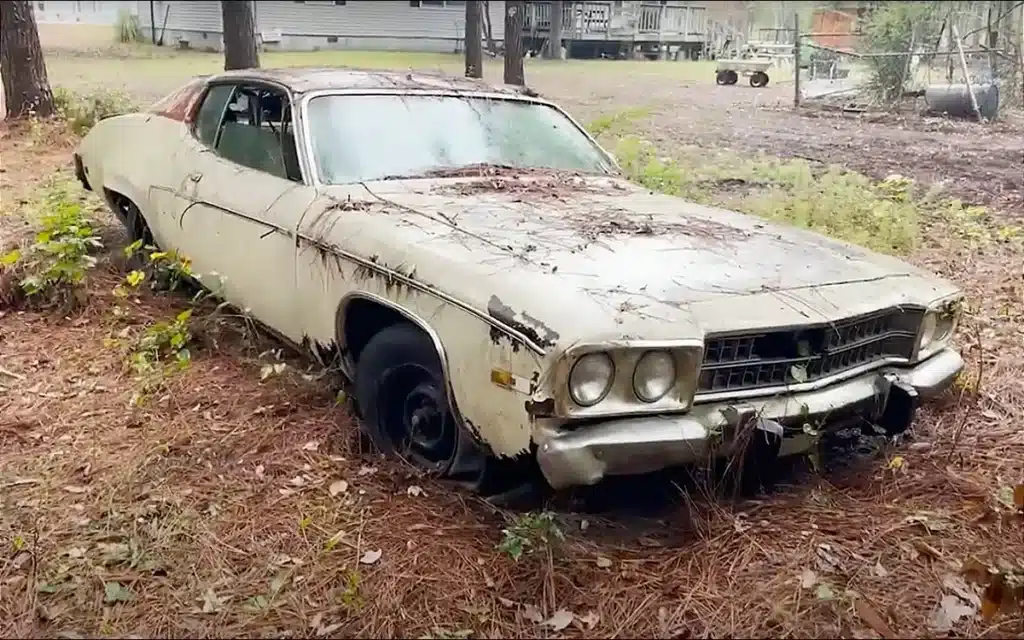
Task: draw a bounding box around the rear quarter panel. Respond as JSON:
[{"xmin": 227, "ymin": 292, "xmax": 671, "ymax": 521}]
[{"xmin": 78, "ymin": 114, "xmax": 189, "ymax": 248}]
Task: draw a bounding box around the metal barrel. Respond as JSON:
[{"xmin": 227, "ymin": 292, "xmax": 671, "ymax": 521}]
[{"xmin": 924, "ymin": 83, "xmax": 1000, "ymax": 120}]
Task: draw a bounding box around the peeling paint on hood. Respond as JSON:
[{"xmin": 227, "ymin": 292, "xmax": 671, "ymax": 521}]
[{"xmin": 318, "ymin": 174, "xmax": 957, "ymax": 346}]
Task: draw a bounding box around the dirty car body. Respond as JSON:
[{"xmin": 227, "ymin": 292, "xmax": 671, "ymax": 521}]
[{"xmin": 74, "ymin": 68, "xmax": 964, "ymax": 492}]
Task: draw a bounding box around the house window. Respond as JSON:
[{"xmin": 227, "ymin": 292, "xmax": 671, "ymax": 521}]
[{"xmin": 410, "ymin": 1, "xmax": 464, "ymax": 7}]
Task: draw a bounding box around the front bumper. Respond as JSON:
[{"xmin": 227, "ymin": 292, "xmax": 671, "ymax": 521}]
[{"xmin": 535, "ymin": 348, "xmax": 963, "ymax": 490}]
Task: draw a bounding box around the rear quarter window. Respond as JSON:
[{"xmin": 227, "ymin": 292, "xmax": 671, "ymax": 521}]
[{"xmin": 149, "ymin": 78, "xmax": 207, "ymax": 122}]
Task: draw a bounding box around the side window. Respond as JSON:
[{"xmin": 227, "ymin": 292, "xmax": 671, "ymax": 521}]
[
  {"xmin": 212, "ymin": 84, "xmax": 303, "ymax": 184},
  {"xmin": 194, "ymin": 84, "xmax": 234, "ymax": 147}
]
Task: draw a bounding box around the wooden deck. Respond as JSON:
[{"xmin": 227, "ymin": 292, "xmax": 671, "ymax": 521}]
[{"xmin": 523, "ymin": 1, "xmax": 707, "ymax": 45}]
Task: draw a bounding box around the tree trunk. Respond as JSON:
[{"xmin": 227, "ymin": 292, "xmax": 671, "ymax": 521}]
[
  {"xmin": 503, "ymin": 0, "xmax": 526, "ymax": 85},
  {"xmin": 545, "ymin": 0, "xmax": 565, "ymax": 59},
  {"xmin": 544, "ymin": 0, "xmax": 569, "ymax": 59},
  {"xmin": 482, "ymin": 0, "xmax": 496, "ymax": 55},
  {"xmin": 465, "ymin": 1, "xmax": 483, "ymax": 78},
  {"xmin": 221, "ymin": 0, "xmax": 260, "ymax": 71},
  {"xmin": 0, "ymin": 0, "xmax": 55, "ymax": 120}
]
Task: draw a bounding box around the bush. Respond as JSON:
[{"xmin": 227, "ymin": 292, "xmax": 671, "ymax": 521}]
[
  {"xmin": 115, "ymin": 9, "xmax": 143, "ymax": 44},
  {"xmin": 0, "ymin": 182, "xmax": 103, "ymax": 310},
  {"xmin": 53, "ymin": 87, "xmax": 136, "ymax": 135},
  {"xmin": 859, "ymin": 2, "xmax": 942, "ymax": 103}
]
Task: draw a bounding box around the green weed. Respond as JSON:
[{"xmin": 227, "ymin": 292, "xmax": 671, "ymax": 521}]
[{"xmin": 0, "ymin": 183, "xmax": 102, "ymax": 309}]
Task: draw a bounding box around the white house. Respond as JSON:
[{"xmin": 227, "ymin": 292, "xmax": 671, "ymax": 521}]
[
  {"xmin": 139, "ymin": 0, "xmax": 507, "ymax": 54},
  {"xmin": 33, "ymin": 0, "xmax": 138, "ymax": 25}
]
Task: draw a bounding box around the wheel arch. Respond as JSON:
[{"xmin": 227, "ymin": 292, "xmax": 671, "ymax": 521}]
[{"xmin": 335, "ymin": 291, "xmax": 467, "ymax": 428}]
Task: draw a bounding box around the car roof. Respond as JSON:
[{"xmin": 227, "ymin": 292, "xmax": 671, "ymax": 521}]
[{"xmin": 209, "ymin": 67, "xmax": 538, "ymax": 98}]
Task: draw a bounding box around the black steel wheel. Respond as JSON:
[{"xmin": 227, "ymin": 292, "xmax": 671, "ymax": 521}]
[
  {"xmin": 715, "ymin": 70, "xmax": 729, "ymax": 85},
  {"xmin": 749, "ymin": 71, "xmax": 769, "ymax": 88},
  {"xmin": 354, "ymin": 323, "xmax": 516, "ymax": 494}
]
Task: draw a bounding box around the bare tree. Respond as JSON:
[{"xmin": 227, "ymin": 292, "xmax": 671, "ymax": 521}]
[
  {"xmin": 503, "ymin": 0, "xmax": 526, "ymax": 85},
  {"xmin": 0, "ymin": 0, "xmax": 55, "ymax": 120},
  {"xmin": 221, "ymin": 0, "xmax": 260, "ymax": 71},
  {"xmin": 544, "ymin": 0, "xmax": 565, "ymax": 59},
  {"xmin": 465, "ymin": 1, "xmax": 483, "ymax": 78}
]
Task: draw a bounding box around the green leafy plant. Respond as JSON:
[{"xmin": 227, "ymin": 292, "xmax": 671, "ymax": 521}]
[
  {"xmin": 858, "ymin": 2, "xmax": 942, "ymax": 104},
  {"xmin": 53, "ymin": 87, "xmax": 136, "ymax": 136},
  {"xmin": 0, "ymin": 184, "xmax": 102, "ymax": 308},
  {"xmin": 497, "ymin": 511, "xmax": 564, "ymax": 561},
  {"xmin": 129, "ymin": 309, "xmax": 194, "ymax": 377}
]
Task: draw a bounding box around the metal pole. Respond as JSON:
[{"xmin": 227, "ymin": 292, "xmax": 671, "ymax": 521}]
[
  {"xmin": 149, "ymin": 0, "xmax": 156, "ymax": 45},
  {"xmin": 793, "ymin": 12, "xmax": 801, "ymax": 109}
]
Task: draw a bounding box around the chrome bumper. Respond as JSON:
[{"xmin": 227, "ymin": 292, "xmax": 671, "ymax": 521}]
[{"xmin": 535, "ymin": 348, "xmax": 963, "ymax": 490}]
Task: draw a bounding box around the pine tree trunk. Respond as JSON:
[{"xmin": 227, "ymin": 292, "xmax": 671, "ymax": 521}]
[
  {"xmin": 549, "ymin": 0, "xmax": 565, "ymax": 60},
  {"xmin": 503, "ymin": 0, "xmax": 526, "ymax": 85},
  {"xmin": 0, "ymin": 0, "xmax": 55, "ymax": 120},
  {"xmin": 221, "ymin": 0, "xmax": 260, "ymax": 71},
  {"xmin": 465, "ymin": 1, "xmax": 483, "ymax": 78}
]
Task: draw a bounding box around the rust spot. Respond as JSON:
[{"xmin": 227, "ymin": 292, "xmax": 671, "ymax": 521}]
[
  {"xmin": 487, "ymin": 295, "xmax": 559, "ymax": 349},
  {"xmin": 524, "ymin": 397, "xmax": 555, "ymax": 417}
]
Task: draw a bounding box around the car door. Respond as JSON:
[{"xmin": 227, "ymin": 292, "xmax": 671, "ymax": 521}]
[{"xmin": 168, "ymin": 81, "xmax": 317, "ymax": 344}]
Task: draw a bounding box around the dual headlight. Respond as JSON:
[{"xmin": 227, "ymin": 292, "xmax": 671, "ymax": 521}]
[
  {"xmin": 569, "ymin": 350, "xmax": 678, "ymax": 407},
  {"xmin": 917, "ymin": 304, "xmax": 958, "ymax": 357}
]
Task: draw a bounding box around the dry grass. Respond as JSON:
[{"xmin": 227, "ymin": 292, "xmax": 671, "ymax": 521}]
[{"xmin": 2, "ymin": 94, "xmax": 1023, "ymax": 639}]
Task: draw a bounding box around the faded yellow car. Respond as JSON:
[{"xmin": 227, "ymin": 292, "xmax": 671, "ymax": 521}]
[{"xmin": 74, "ymin": 68, "xmax": 964, "ymax": 495}]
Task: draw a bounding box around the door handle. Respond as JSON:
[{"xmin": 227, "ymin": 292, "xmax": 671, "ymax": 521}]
[{"xmin": 188, "ymin": 172, "xmax": 203, "ymax": 183}]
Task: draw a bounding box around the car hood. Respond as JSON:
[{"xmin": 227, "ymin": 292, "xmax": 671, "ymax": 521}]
[{"xmin": 316, "ymin": 175, "xmax": 957, "ymax": 346}]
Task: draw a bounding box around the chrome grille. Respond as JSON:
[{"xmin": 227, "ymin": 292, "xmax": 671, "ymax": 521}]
[{"xmin": 698, "ymin": 308, "xmax": 923, "ymax": 394}]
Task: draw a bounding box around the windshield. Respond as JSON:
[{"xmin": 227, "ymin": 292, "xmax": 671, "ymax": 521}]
[{"xmin": 304, "ymin": 94, "xmax": 613, "ymax": 184}]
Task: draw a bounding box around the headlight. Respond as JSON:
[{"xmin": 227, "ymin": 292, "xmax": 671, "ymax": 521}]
[
  {"xmin": 633, "ymin": 350, "xmax": 676, "ymax": 402},
  {"xmin": 568, "ymin": 352, "xmax": 615, "ymax": 406},
  {"xmin": 918, "ymin": 308, "xmax": 957, "ymax": 354}
]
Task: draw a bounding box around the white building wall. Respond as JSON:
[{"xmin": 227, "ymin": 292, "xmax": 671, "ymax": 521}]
[
  {"xmin": 34, "ymin": 0, "xmax": 137, "ymax": 26},
  {"xmin": 139, "ymin": 0, "xmax": 506, "ymax": 54}
]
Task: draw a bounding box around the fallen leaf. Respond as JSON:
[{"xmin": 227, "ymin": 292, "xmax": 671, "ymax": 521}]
[
  {"xmin": 816, "ymin": 583, "xmax": 836, "ymax": 601},
  {"xmin": 1014, "ymin": 484, "xmax": 1024, "ymax": 511},
  {"xmin": 103, "ymin": 581, "xmax": 133, "ymax": 604},
  {"xmin": 800, "ymin": 568, "xmax": 818, "ymax": 589},
  {"xmin": 357, "ymin": 465, "xmax": 377, "ymax": 476},
  {"xmin": 407, "ymin": 485, "xmax": 424, "ymax": 497},
  {"xmin": 887, "ymin": 455, "xmax": 905, "ymax": 470},
  {"xmin": 302, "ymin": 440, "xmax": 320, "ymax": 451},
  {"xmin": 289, "ymin": 476, "xmax": 306, "ymax": 487},
  {"xmin": 542, "ymin": 609, "xmax": 575, "ymax": 631},
  {"xmin": 595, "ymin": 556, "xmax": 613, "ymax": 568},
  {"xmin": 854, "ymin": 597, "xmax": 895, "ymax": 638},
  {"xmin": 522, "ymin": 604, "xmax": 544, "ymax": 624},
  {"xmin": 928, "ymin": 594, "xmax": 976, "ymax": 632},
  {"xmin": 359, "ymin": 549, "xmax": 382, "ymax": 565},
  {"xmin": 199, "ymin": 588, "xmax": 222, "ymax": 614},
  {"xmin": 871, "ymin": 560, "xmax": 889, "ymax": 578},
  {"xmin": 328, "ymin": 480, "xmax": 348, "ymax": 496},
  {"xmin": 62, "ymin": 485, "xmax": 88, "ymax": 494},
  {"xmin": 578, "ymin": 610, "xmax": 600, "ymax": 630}
]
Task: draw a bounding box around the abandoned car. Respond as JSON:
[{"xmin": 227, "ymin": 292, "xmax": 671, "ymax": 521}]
[{"xmin": 74, "ymin": 68, "xmax": 964, "ymax": 493}]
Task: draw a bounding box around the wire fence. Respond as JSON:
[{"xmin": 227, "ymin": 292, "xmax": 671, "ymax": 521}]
[{"xmin": 795, "ymin": 28, "xmax": 1012, "ymax": 119}]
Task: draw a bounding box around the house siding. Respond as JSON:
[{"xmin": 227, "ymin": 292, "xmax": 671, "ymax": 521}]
[
  {"xmin": 34, "ymin": 0, "xmax": 137, "ymax": 25},
  {"xmin": 140, "ymin": 0, "xmax": 506, "ymax": 53}
]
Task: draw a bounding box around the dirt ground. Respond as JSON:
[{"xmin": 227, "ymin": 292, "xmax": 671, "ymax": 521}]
[{"xmin": 1, "ymin": 37, "xmax": 1023, "ymax": 639}]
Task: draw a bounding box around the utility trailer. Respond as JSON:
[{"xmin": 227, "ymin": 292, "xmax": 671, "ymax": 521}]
[{"xmin": 715, "ymin": 58, "xmax": 773, "ymax": 88}]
